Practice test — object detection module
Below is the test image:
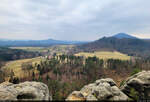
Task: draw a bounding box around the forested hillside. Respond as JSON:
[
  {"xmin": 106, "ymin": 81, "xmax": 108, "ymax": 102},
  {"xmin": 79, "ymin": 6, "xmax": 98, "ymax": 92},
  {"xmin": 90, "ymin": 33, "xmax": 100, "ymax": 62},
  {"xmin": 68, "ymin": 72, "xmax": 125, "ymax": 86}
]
[{"xmin": 77, "ymin": 37, "xmax": 150, "ymax": 58}]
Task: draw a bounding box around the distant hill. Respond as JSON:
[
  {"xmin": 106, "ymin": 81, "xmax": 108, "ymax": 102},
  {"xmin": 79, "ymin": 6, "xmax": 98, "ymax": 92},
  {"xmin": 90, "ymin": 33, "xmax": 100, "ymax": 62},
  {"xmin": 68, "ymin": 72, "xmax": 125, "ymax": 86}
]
[
  {"xmin": 113, "ymin": 33, "xmax": 137, "ymax": 39},
  {"xmin": 0, "ymin": 39, "xmax": 88, "ymax": 47},
  {"xmin": 77, "ymin": 33, "xmax": 150, "ymax": 58}
]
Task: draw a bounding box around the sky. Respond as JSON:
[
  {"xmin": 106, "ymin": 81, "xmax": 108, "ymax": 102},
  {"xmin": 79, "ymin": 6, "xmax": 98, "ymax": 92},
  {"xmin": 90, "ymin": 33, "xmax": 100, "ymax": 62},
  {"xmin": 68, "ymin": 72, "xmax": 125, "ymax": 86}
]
[{"xmin": 0, "ymin": 0, "xmax": 150, "ymax": 41}]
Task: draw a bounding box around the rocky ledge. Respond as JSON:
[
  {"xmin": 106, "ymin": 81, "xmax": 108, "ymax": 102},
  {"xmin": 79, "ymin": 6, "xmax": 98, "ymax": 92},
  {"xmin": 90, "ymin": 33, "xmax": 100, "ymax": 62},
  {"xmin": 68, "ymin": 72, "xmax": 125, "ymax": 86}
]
[
  {"xmin": 0, "ymin": 81, "xmax": 52, "ymax": 100},
  {"xmin": 121, "ymin": 70, "xmax": 150, "ymax": 100},
  {"xmin": 66, "ymin": 78, "xmax": 129, "ymax": 101},
  {"xmin": 67, "ymin": 71, "xmax": 150, "ymax": 101},
  {"xmin": 0, "ymin": 71, "xmax": 150, "ymax": 101}
]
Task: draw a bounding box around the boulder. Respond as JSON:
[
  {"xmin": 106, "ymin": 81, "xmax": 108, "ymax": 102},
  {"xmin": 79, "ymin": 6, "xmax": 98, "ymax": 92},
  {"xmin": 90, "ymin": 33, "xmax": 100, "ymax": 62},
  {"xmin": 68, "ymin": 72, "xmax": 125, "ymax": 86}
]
[
  {"xmin": 0, "ymin": 81, "xmax": 52, "ymax": 101},
  {"xmin": 66, "ymin": 78, "xmax": 128, "ymax": 101},
  {"xmin": 121, "ymin": 71, "xmax": 150, "ymax": 100}
]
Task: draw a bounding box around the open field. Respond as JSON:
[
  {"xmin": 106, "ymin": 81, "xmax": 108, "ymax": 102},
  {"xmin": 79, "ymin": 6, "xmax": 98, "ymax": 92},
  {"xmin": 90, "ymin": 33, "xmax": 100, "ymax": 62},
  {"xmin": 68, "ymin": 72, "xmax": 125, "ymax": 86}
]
[
  {"xmin": 2, "ymin": 57, "xmax": 43, "ymax": 80},
  {"xmin": 10, "ymin": 45, "xmax": 75, "ymax": 54},
  {"xmin": 10, "ymin": 46, "xmax": 131, "ymax": 60},
  {"xmin": 10, "ymin": 47, "xmax": 48, "ymax": 52},
  {"xmin": 75, "ymin": 51, "xmax": 131, "ymax": 60}
]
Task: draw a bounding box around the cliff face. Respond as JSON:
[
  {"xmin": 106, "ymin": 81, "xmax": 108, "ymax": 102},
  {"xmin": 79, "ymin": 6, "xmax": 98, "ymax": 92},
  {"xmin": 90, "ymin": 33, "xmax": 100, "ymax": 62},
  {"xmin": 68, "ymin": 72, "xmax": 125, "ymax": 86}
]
[{"xmin": 0, "ymin": 81, "xmax": 52, "ymax": 101}]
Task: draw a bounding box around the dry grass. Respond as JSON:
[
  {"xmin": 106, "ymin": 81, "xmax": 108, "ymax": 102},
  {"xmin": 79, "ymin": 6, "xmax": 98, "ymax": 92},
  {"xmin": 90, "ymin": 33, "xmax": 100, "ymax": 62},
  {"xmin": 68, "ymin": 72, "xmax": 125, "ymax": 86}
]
[
  {"xmin": 2, "ymin": 57, "xmax": 42, "ymax": 80},
  {"xmin": 75, "ymin": 51, "xmax": 130, "ymax": 60},
  {"xmin": 10, "ymin": 45, "xmax": 75, "ymax": 57},
  {"xmin": 10, "ymin": 45, "xmax": 75, "ymax": 53}
]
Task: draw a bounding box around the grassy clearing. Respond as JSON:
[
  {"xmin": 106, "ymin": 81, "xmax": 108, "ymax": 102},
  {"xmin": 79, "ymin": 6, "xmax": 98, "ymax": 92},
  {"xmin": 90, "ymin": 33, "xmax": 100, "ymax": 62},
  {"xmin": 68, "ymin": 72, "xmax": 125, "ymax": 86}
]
[
  {"xmin": 2, "ymin": 57, "xmax": 42, "ymax": 79},
  {"xmin": 10, "ymin": 47, "xmax": 48, "ymax": 52},
  {"xmin": 10, "ymin": 45, "xmax": 75, "ymax": 54},
  {"xmin": 75, "ymin": 51, "xmax": 131, "ymax": 60}
]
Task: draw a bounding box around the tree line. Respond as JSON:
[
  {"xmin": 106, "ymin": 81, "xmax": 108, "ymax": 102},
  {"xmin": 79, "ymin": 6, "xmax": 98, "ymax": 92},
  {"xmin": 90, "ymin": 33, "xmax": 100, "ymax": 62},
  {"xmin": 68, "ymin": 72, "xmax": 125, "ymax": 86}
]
[
  {"xmin": 24, "ymin": 54, "xmax": 150, "ymax": 100},
  {"xmin": 1, "ymin": 54, "xmax": 150, "ymax": 100}
]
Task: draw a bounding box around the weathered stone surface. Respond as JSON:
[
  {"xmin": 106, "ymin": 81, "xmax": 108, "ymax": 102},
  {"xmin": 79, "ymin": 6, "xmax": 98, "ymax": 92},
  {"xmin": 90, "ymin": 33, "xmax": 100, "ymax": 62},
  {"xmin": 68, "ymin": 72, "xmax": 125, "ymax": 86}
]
[
  {"xmin": 66, "ymin": 78, "xmax": 129, "ymax": 101},
  {"xmin": 0, "ymin": 81, "xmax": 52, "ymax": 100},
  {"xmin": 66, "ymin": 91, "xmax": 86, "ymax": 101},
  {"xmin": 86, "ymin": 94, "xmax": 98, "ymax": 101},
  {"xmin": 121, "ymin": 71, "xmax": 150, "ymax": 100}
]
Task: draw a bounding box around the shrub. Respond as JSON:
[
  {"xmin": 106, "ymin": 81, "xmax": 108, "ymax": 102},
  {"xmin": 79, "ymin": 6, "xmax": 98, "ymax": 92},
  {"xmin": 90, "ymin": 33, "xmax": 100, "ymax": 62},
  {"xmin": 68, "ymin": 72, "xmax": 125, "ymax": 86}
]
[
  {"xmin": 129, "ymin": 88, "xmax": 139, "ymax": 100},
  {"xmin": 119, "ymin": 80, "xmax": 125, "ymax": 87},
  {"xmin": 130, "ymin": 68, "xmax": 141, "ymax": 76}
]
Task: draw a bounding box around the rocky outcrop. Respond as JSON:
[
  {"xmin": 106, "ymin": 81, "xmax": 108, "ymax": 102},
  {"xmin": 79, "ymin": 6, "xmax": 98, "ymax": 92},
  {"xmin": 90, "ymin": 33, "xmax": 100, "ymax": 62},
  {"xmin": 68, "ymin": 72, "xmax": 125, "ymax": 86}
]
[
  {"xmin": 0, "ymin": 81, "xmax": 52, "ymax": 101},
  {"xmin": 1, "ymin": 71, "xmax": 150, "ymax": 101},
  {"xmin": 121, "ymin": 71, "xmax": 150, "ymax": 100},
  {"xmin": 66, "ymin": 78, "xmax": 129, "ymax": 101}
]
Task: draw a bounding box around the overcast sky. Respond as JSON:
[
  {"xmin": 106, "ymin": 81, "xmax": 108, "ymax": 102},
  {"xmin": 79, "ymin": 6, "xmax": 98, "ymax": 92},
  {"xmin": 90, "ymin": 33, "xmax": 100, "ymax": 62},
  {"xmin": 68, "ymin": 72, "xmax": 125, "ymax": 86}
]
[{"xmin": 0, "ymin": 0, "xmax": 150, "ymax": 41}]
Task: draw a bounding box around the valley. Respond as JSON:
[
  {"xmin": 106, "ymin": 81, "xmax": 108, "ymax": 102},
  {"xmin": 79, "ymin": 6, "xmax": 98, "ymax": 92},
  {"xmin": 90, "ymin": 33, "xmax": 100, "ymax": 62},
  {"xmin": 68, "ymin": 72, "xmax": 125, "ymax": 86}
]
[
  {"xmin": 0, "ymin": 33, "xmax": 150, "ymax": 100},
  {"xmin": 2, "ymin": 45, "xmax": 131, "ymax": 81},
  {"xmin": 1, "ymin": 0, "xmax": 150, "ymax": 100},
  {"xmin": 10, "ymin": 45, "xmax": 75, "ymax": 55}
]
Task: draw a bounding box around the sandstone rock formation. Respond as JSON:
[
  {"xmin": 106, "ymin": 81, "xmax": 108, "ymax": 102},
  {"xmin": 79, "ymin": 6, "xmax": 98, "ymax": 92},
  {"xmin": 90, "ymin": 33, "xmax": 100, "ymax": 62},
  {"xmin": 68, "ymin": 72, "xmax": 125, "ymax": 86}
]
[
  {"xmin": 0, "ymin": 71, "xmax": 150, "ymax": 101},
  {"xmin": 0, "ymin": 81, "xmax": 52, "ymax": 100},
  {"xmin": 121, "ymin": 71, "xmax": 150, "ymax": 100},
  {"xmin": 66, "ymin": 78, "xmax": 129, "ymax": 101}
]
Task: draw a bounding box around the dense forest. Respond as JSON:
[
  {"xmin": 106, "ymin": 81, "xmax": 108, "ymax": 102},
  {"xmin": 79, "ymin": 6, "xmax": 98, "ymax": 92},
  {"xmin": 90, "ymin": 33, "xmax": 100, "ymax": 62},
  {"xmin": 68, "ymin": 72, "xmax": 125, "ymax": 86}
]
[
  {"xmin": 0, "ymin": 47, "xmax": 41, "ymax": 61},
  {"xmin": 5, "ymin": 54, "xmax": 149, "ymax": 100}
]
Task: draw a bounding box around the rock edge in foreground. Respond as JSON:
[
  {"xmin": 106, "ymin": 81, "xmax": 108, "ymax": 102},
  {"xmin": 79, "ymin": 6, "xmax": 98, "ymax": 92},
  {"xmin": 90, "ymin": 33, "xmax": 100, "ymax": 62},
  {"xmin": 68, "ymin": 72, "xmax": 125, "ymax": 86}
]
[
  {"xmin": 66, "ymin": 78, "xmax": 129, "ymax": 101},
  {"xmin": 0, "ymin": 81, "xmax": 52, "ymax": 100}
]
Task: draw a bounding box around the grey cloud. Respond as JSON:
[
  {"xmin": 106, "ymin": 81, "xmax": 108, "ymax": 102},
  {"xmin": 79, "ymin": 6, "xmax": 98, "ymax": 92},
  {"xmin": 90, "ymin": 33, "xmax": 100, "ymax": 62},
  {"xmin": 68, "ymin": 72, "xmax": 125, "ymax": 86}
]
[{"xmin": 0, "ymin": 0, "xmax": 150, "ymax": 41}]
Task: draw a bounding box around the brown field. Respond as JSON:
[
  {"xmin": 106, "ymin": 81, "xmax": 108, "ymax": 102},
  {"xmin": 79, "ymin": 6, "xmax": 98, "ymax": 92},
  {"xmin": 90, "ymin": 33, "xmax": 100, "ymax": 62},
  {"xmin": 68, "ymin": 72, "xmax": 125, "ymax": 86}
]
[{"xmin": 75, "ymin": 51, "xmax": 131, "ymax": 60}]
